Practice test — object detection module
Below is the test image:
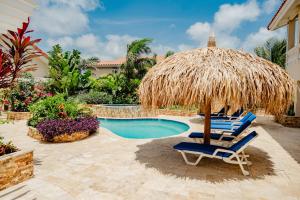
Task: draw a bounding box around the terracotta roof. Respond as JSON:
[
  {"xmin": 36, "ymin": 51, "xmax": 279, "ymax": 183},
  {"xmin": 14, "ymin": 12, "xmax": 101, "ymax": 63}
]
[
  {"xmin": 96, "ymin": 57, "xmax": 126, "ymax": 66},
  {"xmin": 96, "ymin": 55, "xmax": 165, "ymax": 68},
  {"xmin": 267, "ymin": 0, "xmax": 288, "ymax": 30}
]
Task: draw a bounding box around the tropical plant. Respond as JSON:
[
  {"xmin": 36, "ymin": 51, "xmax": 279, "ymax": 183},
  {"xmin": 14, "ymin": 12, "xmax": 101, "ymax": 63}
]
[
  {"xmin": 47, "ymin": 45, "xmax": 92, "ymax": 95},
  {"xmin": 0, "ymin": 18, "xmax": 42, "ymax": 89},
  {"xmin": 165, "ymin": 50, "xmax": 175, "ymax": 58},
  {"xmin": 36, "ymin": 117, "xmax": 99, "ymax": 141},
  {"xmin": 0, "ymin": 50, "xmax": 13, "ymax": 89},
  {"xmin": 0, "ymin": 136, "xmax": 18, "ymax": 156},
  {"xmin": 70, "ymin": 91, "xmax": 113, "ymax": 104},
  {"xmin": 93, "ymin": 73, "xmax": 140, "ymax": 104},
  {"xmin": 28, "ymin": 94, "xmax": 91, "ymax": 127},
  {"xmin": 254, "ymin": 38, "xmax": 287, "ymax": 69},
  {"xmin": 79, "ymin": 57, "xmax": 100, "ymax": 71},
  {"xmin": 121, "ymin": 38, "xmax": 156, "ymax": 80}
]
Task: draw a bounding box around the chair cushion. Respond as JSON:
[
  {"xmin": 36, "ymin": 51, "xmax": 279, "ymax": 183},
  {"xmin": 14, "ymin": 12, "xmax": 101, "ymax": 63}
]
[
  {"xmin": 211, "ymin": 124, "xmax": 233, "ymax": 130},
  {"xmin": 189, "ymin": 132, "xmax": 234, "ymax": 141},
  {"xmin": 173, "ymin": 142, "xmax": 232, "ymax": 157}
]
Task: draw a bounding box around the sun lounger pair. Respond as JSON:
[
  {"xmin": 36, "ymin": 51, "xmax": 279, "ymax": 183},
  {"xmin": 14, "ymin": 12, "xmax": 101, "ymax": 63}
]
[
  {"xmin": 189, "ymin": 120, "xmax": 252, "ymax": 145},
  {"xmin": 174, "ymin": 131, "xmax": 258, "ymax": 176},
  {"xmin": 211, "ymin": 112, "xmax": 256, "ymax": 130}
]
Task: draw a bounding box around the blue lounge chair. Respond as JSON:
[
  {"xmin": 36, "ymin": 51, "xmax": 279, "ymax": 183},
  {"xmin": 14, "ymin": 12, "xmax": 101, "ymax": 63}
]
[
  {"xmin": 189, "ymin": 120, "xmax": 252, "ymax": 144},
  {"xmin": 211, "ymin": 112, "xmax": 256, "ymax": 126},
  {"xmin": 210, "ymin": 113, "xmax": 255, "ymax": 131},
  {"xmin": 211, "ymin": 108, "xmax": 244, "ymax": 120},
  {"xmin": 173, "ymin": 131, "xmax": 258, "ymax": 175}
]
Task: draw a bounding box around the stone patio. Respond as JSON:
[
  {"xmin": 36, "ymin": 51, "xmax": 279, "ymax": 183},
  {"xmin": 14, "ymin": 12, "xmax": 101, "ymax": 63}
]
[{"xmin": 0, "ymin": 116, "xmax": 300, "ymax": 199}]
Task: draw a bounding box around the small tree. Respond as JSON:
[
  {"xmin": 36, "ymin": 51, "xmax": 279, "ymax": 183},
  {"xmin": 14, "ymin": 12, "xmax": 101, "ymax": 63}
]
[
  {"xmin": 47, "ymin": 45, "xmax": 92, "ymax": 95},
  {"xmin": 0, "ymin": 18, "xmax": 42, "ymax": 89},
  {"xmin": 254, "ymin": 38, "xmax": 286, "ymax": 69},
  {"xmin": 121, "ymin": 38, "xmax": 156, "ymax": 80}
]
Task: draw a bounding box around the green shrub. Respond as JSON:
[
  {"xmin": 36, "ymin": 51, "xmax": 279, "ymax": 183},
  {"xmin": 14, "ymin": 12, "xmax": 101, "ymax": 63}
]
[
  {"xmin": 8, "ymin": 73, "xmax": 51, "ymax": 112},
  {"xmin": 71, "ymin": 91, "xmax": 113, "ymax": 104},
  {"xmin": 28, "ymin": 94, "xmax": 91, "ymax": 127}
]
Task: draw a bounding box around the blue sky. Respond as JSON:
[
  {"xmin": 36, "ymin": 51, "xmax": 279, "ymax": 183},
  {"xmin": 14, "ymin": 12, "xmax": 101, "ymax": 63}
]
[{"xmin": 31, "ymin": 0, "xmax": 285, "ymax": 60}]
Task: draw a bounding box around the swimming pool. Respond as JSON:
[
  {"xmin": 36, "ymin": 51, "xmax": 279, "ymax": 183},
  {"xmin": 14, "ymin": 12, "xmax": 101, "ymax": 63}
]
[{"xmin": 98, "ymin": 118, "xmax": 190, "ymax": 139}]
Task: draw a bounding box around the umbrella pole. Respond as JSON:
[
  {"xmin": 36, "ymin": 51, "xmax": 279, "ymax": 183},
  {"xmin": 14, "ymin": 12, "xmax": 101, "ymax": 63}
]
[{"xmin": 204, "ymin": 101, "xmax": 211, "ymax": 144}]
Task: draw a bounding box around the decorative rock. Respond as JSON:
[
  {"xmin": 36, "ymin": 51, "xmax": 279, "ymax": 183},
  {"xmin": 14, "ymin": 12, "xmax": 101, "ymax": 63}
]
[
  {"xmin": 7, "ymin": 112, "xmax": 31, "ymax": 120},
  {"xmin": 0, "ymin": 150, "xmax": 33, "ymax": 191},
  {"xmin": 27, "ymin": 126, "xmax": 90, "ymax": 143}
]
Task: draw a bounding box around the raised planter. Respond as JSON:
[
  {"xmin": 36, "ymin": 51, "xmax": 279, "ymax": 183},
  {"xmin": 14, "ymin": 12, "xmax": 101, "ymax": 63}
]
[
  {"xmin": 0, "ymin": 150, "xmax": 33, "ymax": 191},
  {"xmin": 275, "ymin": 115, "xmax": 300, "ymax": 128},
  {"xmin": 7, "ymin": 112, "xmax": 31, "ymax": 121},
  {"xmin": 28, "ymin": 126, "xmax": 91, "ymax": 143}
]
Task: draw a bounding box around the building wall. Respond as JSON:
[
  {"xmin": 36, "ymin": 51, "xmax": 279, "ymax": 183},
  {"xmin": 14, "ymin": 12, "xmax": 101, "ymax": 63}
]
[
  {"xmin": 91, "ymin": 67, "xmax": 120, "ymax": 78},
  {"xmin": 287, "ymin": 10, "xmax": 300, "ymax": 116},
  {"xmin": 29, "ymin": 57, "xmax": 49, "ymax": 78}
]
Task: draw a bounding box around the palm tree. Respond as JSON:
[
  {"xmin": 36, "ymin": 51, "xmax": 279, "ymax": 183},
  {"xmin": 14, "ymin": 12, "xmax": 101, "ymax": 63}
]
[
  {"xmin": 121, "ymin": 38, "xmax": 155, "ymax": 80},
  {"xmin": 165, "ymin": 51, "xmax": 175, "ymax": 58},
  {"xmin": 254, "ymin": 38, "xmax": 287, "ymax": 69}
]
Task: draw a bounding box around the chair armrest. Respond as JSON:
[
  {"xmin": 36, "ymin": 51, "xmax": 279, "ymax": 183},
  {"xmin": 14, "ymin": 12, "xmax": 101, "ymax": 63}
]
[{"xmin": 213, "ymin": 148, "xmax": 235, "ymax": 157}]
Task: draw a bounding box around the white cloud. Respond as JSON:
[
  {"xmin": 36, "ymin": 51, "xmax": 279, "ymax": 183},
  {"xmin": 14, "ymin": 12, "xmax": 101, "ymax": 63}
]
[
  {"xmin": 241, "ymin": 27, "xmax": 286, "ymax": 52},
  {"xmin": 186, "ymin": 0, "xmax": 260, "ymax": 49},
  {"xmin": 39, "ymin": 0, "xmax": 101, "ymax": 11},
  {"xmin": 32, "ymin": 0, "xmax": 102, "ymax": 36},
  {"xmin": 150, "ymin": 44, "xmax": 174, "ymax": 55},
  {"xmin": 178, "ymin": 44, "xmax": 193, "ymax": 52},
  {"xmin": 46, "ymin": 34, "xmax": 137, "ymax": 59},
  {"xmin": 263, "ymin": 0, "xmax": 281, "ymax": 14},
  {"xmin": 213, "ymin": 0, "xmax": 260, "ymax": 33},
  {"xmin": 186, "ymin": 22, "xmax": 211, "ymax": 47},
  {"xmin": 47, "ymin": 36, "xmax": 74, "ymax": 48}
]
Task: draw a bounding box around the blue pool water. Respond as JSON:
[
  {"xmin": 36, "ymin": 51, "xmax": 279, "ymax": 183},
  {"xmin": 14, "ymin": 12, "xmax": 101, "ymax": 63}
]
[{"xmin": 98, "ymin": 118, "xmax": 190, "ymax": 139}]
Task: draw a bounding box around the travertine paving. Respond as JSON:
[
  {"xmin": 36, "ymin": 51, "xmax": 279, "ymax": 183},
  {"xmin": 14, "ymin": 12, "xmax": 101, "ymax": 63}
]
[{"xmin": 0, "ymin": 116, "xmax": 300, "ymax": 200}]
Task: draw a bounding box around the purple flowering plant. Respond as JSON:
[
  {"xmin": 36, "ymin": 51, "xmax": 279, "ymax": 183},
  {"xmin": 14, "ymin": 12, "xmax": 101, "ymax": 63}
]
[{"xmin": 36, "ymin": 117, "xmax": 99, "ymax": 141}]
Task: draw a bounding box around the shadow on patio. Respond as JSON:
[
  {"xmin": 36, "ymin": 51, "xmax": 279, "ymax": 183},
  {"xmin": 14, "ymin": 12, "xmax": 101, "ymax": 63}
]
[{"xmin": 135, "ymin": 137, "xmax": 274, "ymax": 183}]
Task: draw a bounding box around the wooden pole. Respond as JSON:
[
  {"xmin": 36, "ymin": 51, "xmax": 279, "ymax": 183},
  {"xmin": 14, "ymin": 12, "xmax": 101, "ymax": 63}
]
[{"xmin": 204, "ymin": 101, "xmax": 211, "ymax": 144}]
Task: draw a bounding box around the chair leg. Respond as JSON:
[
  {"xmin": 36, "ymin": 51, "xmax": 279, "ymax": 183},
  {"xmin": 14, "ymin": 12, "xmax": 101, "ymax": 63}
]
[
  {"xmin": 180, "ymin": 151, "xmax": 203, "ymax": 166},
  {"xmin": 235, "ymin": 154, "xmax": 249, "ymax": 176},
  {"xmin": 241, "ymin": 151, "xmax": 252, "ymax": 166}
]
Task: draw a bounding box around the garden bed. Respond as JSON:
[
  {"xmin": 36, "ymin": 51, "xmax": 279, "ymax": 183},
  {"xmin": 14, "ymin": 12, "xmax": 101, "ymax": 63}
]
[
  {"xmin": 0, "ymin": 150, "xmax": 33, "ymax": 191},
  {"xmin": 7, "ymin": 112, "xmax": 31, "ymax": 120},
  {"xmin": 28, "ymin": 126, "xmax": 91, "ymax": 143},
  {"xmin": 275, "ymin": 115, "xmax": 300, "ymax": 128}
]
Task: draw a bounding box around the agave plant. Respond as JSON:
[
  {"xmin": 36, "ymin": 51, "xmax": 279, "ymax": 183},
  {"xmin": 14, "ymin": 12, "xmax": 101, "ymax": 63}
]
[{"xmin": 0, "ymin": 17, "xmax": 42, "ymax": 89}]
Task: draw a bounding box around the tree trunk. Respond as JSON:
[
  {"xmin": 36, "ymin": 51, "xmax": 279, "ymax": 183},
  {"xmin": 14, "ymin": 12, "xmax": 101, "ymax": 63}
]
[{"xmin": 204, "ymin": 101, "xmax": 211, "ymax": 144}]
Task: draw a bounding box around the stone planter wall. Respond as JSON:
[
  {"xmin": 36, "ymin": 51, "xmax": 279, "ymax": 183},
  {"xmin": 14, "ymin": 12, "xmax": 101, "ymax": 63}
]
[
  {"xmin": 90, "ymin": 104, "xmax": 197, "ymax": 118},
  {"xmin": 7, "ymin": 112, "xmax": 31, "ymax": 120},
  {"xmin": 28, "ymin": 126, "xmax": 91, "ymax": 143},
  {"xmin": 0, "ymin": 150, "xmax": 33, "ymax": 191},
  {"xmin": 275, "ymin": 115, "xmax": 300, "ymax": 128},
  {"xmin": 157, "ymin": 109, "xmax": 196, "ymax": 116}
]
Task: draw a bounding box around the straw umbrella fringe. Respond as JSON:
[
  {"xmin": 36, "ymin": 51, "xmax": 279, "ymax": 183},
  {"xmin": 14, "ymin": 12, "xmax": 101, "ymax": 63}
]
[{"xmin": 138, "ymin": 47, "xmax": 295, "ymax": 143}]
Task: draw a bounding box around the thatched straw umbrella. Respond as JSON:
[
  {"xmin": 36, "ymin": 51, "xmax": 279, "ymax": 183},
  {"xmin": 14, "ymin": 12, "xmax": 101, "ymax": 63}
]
[{"xmin": 138, "ymin": 36, "xmax": 295, "ymax": 144}]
